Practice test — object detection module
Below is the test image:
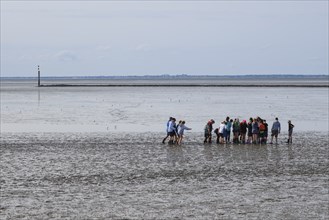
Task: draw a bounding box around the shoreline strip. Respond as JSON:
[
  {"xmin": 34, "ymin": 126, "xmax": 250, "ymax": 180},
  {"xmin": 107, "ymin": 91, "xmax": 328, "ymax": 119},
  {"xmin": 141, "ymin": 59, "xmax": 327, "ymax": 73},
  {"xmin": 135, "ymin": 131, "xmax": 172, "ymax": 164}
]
[{"xmin": 39, "ymin": 84, "xmax": 329, "ymax": 88}]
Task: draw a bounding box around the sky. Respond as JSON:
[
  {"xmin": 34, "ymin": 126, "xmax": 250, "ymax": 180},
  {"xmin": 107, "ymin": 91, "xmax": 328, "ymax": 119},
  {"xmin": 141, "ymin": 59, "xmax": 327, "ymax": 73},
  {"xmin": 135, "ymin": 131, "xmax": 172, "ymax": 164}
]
[{"xmin": 1, "ymin": 1, "xmax": 328, "ymax": 77}]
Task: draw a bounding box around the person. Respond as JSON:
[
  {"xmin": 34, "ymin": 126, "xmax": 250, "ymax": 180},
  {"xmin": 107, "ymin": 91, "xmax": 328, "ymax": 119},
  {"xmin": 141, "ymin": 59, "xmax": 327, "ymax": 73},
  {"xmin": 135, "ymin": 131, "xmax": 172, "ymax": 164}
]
[
  {"xmin": 225, "ymin": 119, "xmax": 233, "ymax": 143},
  {"xmin": 167, "ymin": 118, "xmax": 177, "ymax": 144},
  {"xmin": 175, "ymin": 120, "xmax": 182, "ymax": 144},
  {"xmin": 247, "ymin": 118, "xmax": 253, "ymax": 144},
  {"xmin": 204, "ymin": 119, "xmax": 215, "ymax": 143},
  {"xmin": 232, "ymin": 118, "xmax": 240, "ymax": 144},
  {"xmin": 287, "ymin": 120, "xmax": 294, "ymax": 144},
  {"xmin": 252, "ymin": 118, "xmax": 259, "ymax": 144},
  {"xmin": 270, "ymin": 117, "xmax": 281, "ymax": 144},
  {"xmin": 218, "ymin": 121, "xmax": 226, "ymax": 144},
  {"xmin": 239, "ymin": 120, "xmax": 247, "ymax": 144},
  {"xmin": 162, "ymin": 117, "xmax": 173, "ymax": 144},
  {"xmin": 177, "ymin": 121, "xmax": 191, "ymax": 145},
  {"xmin": 259, "ymin": 120, "xmax": 266, "ymax": 144},
  {"xmin": 263, "ymin": 119, "xmax": 269, "ymax": 144},
  {"xmin": 214, "ymin": 127, "xmax": 220, "ymax": 144}
]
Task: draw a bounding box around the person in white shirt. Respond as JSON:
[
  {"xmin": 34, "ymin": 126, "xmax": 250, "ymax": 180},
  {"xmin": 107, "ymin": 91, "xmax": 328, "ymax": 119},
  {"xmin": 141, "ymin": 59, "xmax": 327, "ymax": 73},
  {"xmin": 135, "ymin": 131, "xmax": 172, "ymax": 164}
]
[
  {"xmin": 177, "ymin": 121, "xmax": 191, "ymax": 145},
  {"xmin": 167, "ymin": 118, "xmax": 177, "ymax": 144},
  {"xmin": 218, "ymin": 121, "xmax": 226, "ymax": 144},
  {"xmin": 162, "ymin": 117, "xmax": 173, "ymax": 144}
]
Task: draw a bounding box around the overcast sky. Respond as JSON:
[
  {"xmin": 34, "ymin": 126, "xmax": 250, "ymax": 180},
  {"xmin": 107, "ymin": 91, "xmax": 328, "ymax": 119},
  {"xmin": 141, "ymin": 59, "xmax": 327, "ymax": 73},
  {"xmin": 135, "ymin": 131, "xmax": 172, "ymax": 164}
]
[{"xmin": 1, "ymin": 1, "xmax": 328, "ymax": 77}]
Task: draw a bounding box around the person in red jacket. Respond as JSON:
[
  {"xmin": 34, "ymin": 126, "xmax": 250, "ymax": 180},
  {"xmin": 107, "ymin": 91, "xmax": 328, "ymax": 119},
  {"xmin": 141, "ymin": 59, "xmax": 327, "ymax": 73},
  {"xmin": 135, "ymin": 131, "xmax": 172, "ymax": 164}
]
[{"xmin": 239, "ymin": 120, "xmax": 248, "ymax": 144}]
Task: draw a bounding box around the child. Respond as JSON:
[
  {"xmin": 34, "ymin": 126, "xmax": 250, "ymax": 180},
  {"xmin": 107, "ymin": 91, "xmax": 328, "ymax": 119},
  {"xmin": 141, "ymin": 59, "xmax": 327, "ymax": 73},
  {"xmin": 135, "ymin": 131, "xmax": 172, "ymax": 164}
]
[{"xmin": 177, "ymin": 121, "xmax": 192, "ymax": 145}]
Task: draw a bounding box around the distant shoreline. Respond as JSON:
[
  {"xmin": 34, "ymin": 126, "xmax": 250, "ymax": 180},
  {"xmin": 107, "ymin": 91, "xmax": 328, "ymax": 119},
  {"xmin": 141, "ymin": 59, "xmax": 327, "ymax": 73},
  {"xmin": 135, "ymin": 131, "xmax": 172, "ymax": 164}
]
[
  {"xmin": 39, "ymin": 84, "xmax": 328, "ymax": 88},
  {"xmin": 2, "ymin": 74, "xmax": 328, "ymax": 87},
  {"xmin": 1, "ymin": 74, "xmax": 328, "ymax": 80}
]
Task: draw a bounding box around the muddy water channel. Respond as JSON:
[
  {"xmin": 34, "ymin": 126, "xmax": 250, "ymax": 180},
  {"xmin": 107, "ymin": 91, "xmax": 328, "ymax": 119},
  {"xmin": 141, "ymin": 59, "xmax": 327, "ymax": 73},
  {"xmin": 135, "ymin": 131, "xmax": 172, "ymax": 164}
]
[{"xmin": 1, "ymin": 132, "xmax": 328, "ymax": 219}]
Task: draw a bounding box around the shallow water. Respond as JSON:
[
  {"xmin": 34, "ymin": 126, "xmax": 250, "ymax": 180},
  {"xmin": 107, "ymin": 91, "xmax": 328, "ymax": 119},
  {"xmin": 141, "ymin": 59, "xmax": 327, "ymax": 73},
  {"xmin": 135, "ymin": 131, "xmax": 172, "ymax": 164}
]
[
  {"xmin": 1, "ymin": 132, "xmax": 328, "ymax": 219},
  {"xmin": 1, "ymin": 79, "xmax": 328, "ymax": 133}
]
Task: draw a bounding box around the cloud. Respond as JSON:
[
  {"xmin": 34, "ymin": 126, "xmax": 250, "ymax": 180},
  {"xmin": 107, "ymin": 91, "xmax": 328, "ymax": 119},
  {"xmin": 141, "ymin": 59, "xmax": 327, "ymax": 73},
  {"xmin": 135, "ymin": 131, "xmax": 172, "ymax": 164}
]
[
  {"xmin": 135, "ymin": 43, "xmax": 152, "ymax": 52},
  {"xmin": 18, "ymin": 55, "xmax": 33, "ymax": 61},
  {"xmin": 96, "ymin": 45, "xmax": 112, "ymax": 51},
  {"xmin": 54, "ymin": 50, "xmax": 78, "ymax": 62}
]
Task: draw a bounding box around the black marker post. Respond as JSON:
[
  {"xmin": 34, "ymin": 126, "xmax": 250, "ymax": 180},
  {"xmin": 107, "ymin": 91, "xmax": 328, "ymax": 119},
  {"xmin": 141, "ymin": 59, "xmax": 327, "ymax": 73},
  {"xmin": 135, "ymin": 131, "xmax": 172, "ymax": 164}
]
[{"xmin": 38, "ymin": 65, "xmax": 41, "ymax": 87}]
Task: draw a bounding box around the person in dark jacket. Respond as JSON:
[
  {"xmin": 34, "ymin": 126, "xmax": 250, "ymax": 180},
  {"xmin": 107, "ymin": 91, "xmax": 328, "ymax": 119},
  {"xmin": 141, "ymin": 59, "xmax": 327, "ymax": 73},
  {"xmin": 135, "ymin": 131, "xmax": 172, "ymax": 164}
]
[
  {"xmin": 204, "ymin": 119, "xmax": 215, "ymax": 143},
  {"xmin": 287, "ymin": 120, "xmax": 295, "ymax": 144}
]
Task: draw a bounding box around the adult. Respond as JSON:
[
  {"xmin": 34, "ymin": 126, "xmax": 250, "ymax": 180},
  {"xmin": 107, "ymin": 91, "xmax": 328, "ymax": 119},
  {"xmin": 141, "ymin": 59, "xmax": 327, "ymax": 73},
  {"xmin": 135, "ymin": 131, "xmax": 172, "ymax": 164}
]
[
  {"xmin": 287, "ymin": 120, "xmax": 295, "ymax": 144},
  {"xmin": 252, "ymin": 118, "xmax": 259, "ymax": 144},
  {"xmin": 270, "ymin": 117, "xmax": 281, "ymax": 144},
  {"xmin": 226, "ymin": 119, "xmax": 233, "ymax": 143},
  {"xmin": 167, "ymin": 118, "xmax": 177, "ymax": 144},
  {"xmin": 162, "ymin": 117, "xmax": 173, "ymax": 144},
  {"xmin": 218, "ymin": 121, "xmax": 226, "ymax": 144},
  {"xmin": 204, "ymin": 119, "xmax": 215, "ymax": 143},
  {"xmin": 263, "ymin": 119, "xmax": 269, "ymax": 144},
  {"xmin": 232, "ymin": 118, "xmax": 240, "ymax": 144},
  {"xmin": 259, "ymin": 120, "xmax": 266, "ymax": 144},
  {"xmin": 247, "ymin": 118, "xmax": 253, "ymax": 144},
  {"xmin": 240, "ymin": 120, "xmax": 248, "ymax": 144}
]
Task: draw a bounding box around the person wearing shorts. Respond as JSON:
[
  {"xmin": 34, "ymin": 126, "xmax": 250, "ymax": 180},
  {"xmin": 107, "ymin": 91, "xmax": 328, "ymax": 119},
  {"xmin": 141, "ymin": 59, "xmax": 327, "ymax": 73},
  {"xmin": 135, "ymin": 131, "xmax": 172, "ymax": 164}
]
[
  {"xmin": 177, "ymin": 121, "xmax": 191, "ymax": 145},
  {"xmin": 167, "ymin": 118, "xmax": 177, "ymax": 144}
]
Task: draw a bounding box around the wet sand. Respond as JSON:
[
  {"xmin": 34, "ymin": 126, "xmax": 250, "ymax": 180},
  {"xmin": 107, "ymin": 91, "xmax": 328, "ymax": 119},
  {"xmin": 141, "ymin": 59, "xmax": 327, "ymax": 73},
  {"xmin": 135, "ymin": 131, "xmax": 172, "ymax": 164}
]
[{"xmin": 1, "ymin": 132, "xmax": 328, "ymax": 219}]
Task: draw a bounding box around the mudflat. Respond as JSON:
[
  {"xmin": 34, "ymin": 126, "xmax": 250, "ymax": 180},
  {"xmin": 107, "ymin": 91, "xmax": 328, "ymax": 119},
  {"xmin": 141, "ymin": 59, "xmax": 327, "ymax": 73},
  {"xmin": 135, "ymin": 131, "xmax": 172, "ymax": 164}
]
[{"xmin": 1, "ymin": 132, "xmax": 328, "ymax": 219}]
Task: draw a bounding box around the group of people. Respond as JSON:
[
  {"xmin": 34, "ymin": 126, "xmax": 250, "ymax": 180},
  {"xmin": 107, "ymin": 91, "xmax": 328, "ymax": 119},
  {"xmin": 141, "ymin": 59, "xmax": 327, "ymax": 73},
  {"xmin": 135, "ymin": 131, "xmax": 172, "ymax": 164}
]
[
  {"xmin": 204, "ymin": 117, "xmax": 294, "ymax": 144},
  {"xmin": 162, "ymin": 116, "xmax": 295, "ymax": 145},
  {"xmin": 162, "ymin": 117, "xmax": 192, "ymax": 145}
]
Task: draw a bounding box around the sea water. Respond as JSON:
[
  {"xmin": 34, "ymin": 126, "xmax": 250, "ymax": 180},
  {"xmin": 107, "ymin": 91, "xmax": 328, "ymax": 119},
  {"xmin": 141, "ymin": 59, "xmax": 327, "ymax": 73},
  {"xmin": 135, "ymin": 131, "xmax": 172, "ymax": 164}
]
[
  {"xmin": 1, "ymin": 78, "xmax": 328, "ymax": 133},
  {"xmin": 1, "ymin": 78, "xmax": 328, "ymax": 219}
]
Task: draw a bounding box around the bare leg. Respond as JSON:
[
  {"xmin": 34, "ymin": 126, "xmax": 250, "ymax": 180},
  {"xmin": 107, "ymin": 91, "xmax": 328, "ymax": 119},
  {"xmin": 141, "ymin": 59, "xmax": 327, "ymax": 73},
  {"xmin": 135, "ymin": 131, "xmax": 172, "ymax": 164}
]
[{"xmin": 162, "ymin": 135, "xmax": 169, "ymax": 144}]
